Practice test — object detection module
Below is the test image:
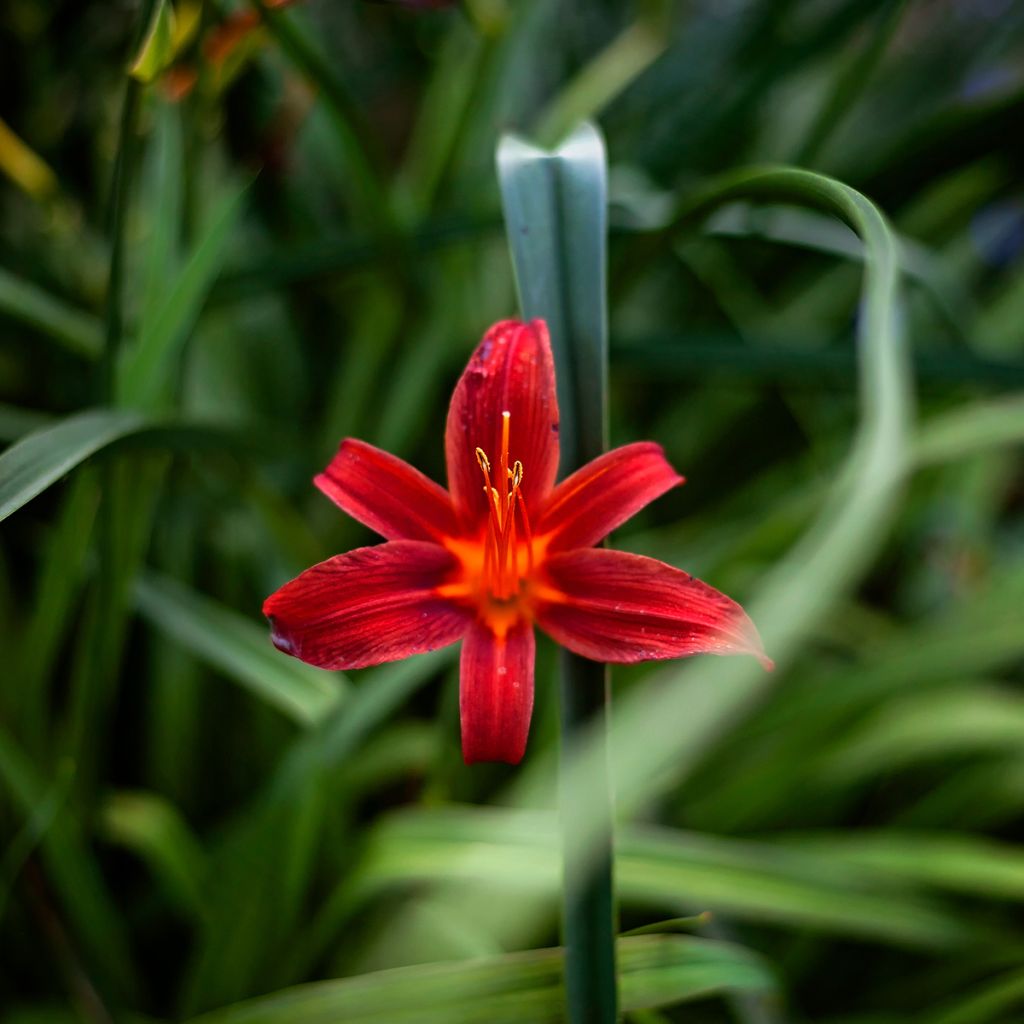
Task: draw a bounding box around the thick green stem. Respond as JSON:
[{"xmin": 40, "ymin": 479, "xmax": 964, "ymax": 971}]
[{"xmin": 559, "ymin": 655, "xmax": 617, "ymax": 1023}]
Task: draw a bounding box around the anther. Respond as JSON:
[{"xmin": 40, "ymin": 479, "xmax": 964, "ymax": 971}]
[
  {"xmin": 510, "ymin": 460, "xmax": 523, "ymax": 490},
  {"xmin": 475, "ymin": 447, "xmax": 490, "ymax": 473}
]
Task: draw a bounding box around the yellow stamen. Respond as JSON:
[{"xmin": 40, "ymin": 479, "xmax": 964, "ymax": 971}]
[{"xmin": 474, "ymin": 412, "xmax": 531, "ymax": 601}]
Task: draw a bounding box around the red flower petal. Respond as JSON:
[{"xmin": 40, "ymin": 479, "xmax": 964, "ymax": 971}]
[
  {"xmin": 263, "ymin": 541, "xmax": 470, "ymax": 670},
  {"xmin": 315, "ymin": 439, "xmax": 458, "ymax": 542},
  {"xmin": 536, "ymin": 549, "xmax": 772, "ymax": 668},
  {"xmin": 445, "ymin": 320, "xmax": 559, "ymax": 530},
  {"xmin": 537, "ymin": 442, "xmax": 683, "ymax": 551},
  {"xmin": 459, "ymin": 618, "xmax": 535, "ymax": 765}
]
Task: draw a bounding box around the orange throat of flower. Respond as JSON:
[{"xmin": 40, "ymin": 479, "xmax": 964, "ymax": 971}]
[{"xmin": 440, "ymin": 411, "xmax": 548, "ymax": 635}]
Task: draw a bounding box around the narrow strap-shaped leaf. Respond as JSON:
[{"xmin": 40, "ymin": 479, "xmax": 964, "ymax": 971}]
[
  {"xmin": 117, "ymin": 180, "xmax": 249, "ymax": 409},
  {"xmin": 0, "ymin": 725, "xmax": 139, "ymax": 1000},
  {"xmin": 0, "ymin": 402, "xmax": 51, "ymax": 443},
  {"xmin": 498, "ymin": 122, "xmax": 615, "ymax": 1023},
  {"xmin": 184, "ymin": 935, "xmax": 773, "ymax": 1024},
  {"xmin": 349, "ymin": 808, "xmax": 968, "ymax": 950},
  {"xmin": 135, "ymin": 572, "xmax": 346, "ymax": 727},
  {"xmin": 498, "ymin": 123, "xmax": 608, "ymax": 467},
  {"xmin": 180, "ymin": 649, "xmax": 454, "ymax": 1015},
  {"xmin": 98, "ymin": 790, "xmax": 208, "ymax": 919},
  {"xmin": 0, "ymin": 408, "xmax": 145, "ymax": 523},
  {"xmin": 0, "ymin": 266, "xmax": 102, "ymax": 358},
  {"xmin": 493, "ymin": 167, "xmax": 914, "ymax": 961}
]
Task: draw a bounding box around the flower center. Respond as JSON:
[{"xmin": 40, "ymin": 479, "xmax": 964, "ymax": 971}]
[{"xmin": 474, "ymin": 410, "xmax": 533, "ymax": 602}]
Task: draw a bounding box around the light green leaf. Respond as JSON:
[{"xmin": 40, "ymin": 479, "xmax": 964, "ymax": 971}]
[
  {"xmin": 823, "ymin": 687, "xmax": 1024, "ymax": 782},
  {"xmin": 349, "ymin": 809, "xmax": 966, "ymax": 952},
  {"xmin": 129, "ymin": 0, "xmax": 178, "ymax": 83},
  {"xmin": 98, "ymin": 790, "xmax": 207, "ymax": 917},
  {"xmin": 534, "ymin": 22, "xmax": 666, "ymax": 150},
  {"xmin": 185, "ymin": 935, "xmax": 774, "ymax": 1024},
  {"xmin": 0, "ymin": 408, "xmax": 145, "ymax": 523},
  {"xmin": 778, "ymin": 831, "xmax": 1024, "ymax": 903},
  {"xmin": 135, "ymin": 572, "xmax": 345, "ymax": 727},
  {"xmin": 914, "ymin": 394, "xmax": 1024, "ymax": 467}
]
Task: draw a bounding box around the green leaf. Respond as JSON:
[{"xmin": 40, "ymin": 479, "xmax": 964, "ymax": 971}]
[
  {"xmin": 185, "ymin": 935, "xmax": 774, "ymax": 1024},
  {"xmin": 517, "ymin": 166, "xmax": 913, "ymax": 884},
  {"xmin": 0, "ymin": 725, "xmax": 138, "ymax": 1001},
  {"xmin": 823, "ymin": 687, "xmax": 1024, "ymax": 782},
  {"xmin": 181, "ymin": 650, "xmax": 454, "ymax": 1015},
  {"xmin": 914, "ymin": 395, "xmax": 1024, "ymax": 467},
  {"xmin": 98, "ymin": 790, "xmax": 207, "ymax": 918},
  {"xmin": 0, "ymin": 408, "xmax": 145, "ymax": 523},
  {"xmin": 17, "ymin": 472, "xmax": 100, "ymax": 748},
  {"xmin": 533, "ymin": 22, "xmax": 666, "ymax": 150},
  {"xmin": 129, "ymin": 0, "xmax": 177, "ymax": 83},
  {"xmin": 778, "ymin": 831, "xmax": 1024, "ymax": 904},
  {"xmin": 930, "ymin": 969, "xmax": 1024, "ymax": 1024},
  {"xmin": 497, "ymin": 122, "xmax": 608, "ymax": 466},
  {"xmin": 118, "ymin": 180, "xmax": 249, "ymax": 409},
  {"xmin": 0, "ymin": 760, "xmax": 73, "ymax": 922},
  {"xmin": 0, "ymin": 266, "xmax": 102, "ymax": 358},
  {"xmin": 135, "ymin": 572, "xmax": 345, "ymax": 727},
  {"xmin": 701, "ymin": 201, "xmax": 970, "ymax": 335},
  {"xmin": 499, "ymin": 121, "xmax": 615, "ymax": 1022},
  {"xmin": 0, "ymin": 402, "xmax": 51, "ymax": 443},
  {"xmin": 140, "ymin": 99, "xmax": 184, "ymax": 331},
  {"xmin": 349, "ymin": 809, "xmax": 967, "ymax": 952}
]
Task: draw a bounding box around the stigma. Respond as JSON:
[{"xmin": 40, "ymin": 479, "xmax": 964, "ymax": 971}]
[{"xmin": 474, "ymin": 411, "xmax": 533, "ymax": 601}]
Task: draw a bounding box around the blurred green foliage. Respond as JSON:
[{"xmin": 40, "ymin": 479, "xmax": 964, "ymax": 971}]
[{"xmin": 2, "ymin": 0, "xmax": 1024, "ymax": 1021}]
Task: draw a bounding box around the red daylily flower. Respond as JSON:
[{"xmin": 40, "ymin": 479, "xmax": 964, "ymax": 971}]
[{"xmin": 264, "ymin": 320, "xmax": 771, "ymax": 764}]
